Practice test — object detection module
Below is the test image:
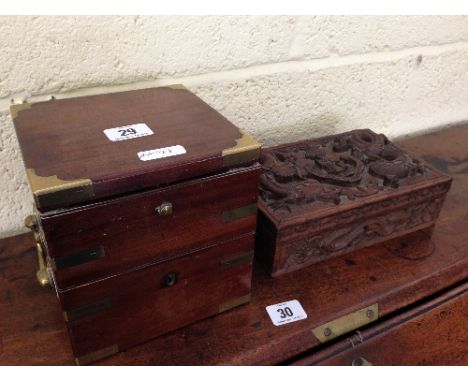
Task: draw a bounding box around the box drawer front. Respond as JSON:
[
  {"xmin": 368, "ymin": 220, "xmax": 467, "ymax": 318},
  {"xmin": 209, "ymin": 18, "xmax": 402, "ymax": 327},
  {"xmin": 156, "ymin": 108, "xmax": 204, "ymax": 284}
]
[
  {"xmin": 291, "ymin": 283, "xmax": 468, "ymax": 366},
  {"xmin": 58, "ymin": 235, "xmax": 254, "ymax": 364},
  {"xmin": 40, "ymin": 165, "xmax": 260, "ymax": 289}
]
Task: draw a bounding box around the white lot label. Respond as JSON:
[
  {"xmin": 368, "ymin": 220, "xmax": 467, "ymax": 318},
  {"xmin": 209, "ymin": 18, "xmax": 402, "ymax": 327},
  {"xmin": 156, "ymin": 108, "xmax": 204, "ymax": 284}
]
[
  {"xmin": 138, "ymin": 145, "xmax": 186, "ymax": 161},
  {"xmin": 266, "ymin": 299, "xmax": 307, "ymax": 326},
  {"xmin": 103, "ymin": 123, "xmax": 154, "ymax": 142}
]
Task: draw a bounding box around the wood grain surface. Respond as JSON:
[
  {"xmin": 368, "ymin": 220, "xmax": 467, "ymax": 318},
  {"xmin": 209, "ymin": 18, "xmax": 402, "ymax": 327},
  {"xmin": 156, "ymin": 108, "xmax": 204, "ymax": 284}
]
[
  {"xmin": 12, "ymin": 86, "xmax": 251, "ymax": 210},
  {"xmin": 0, "ymin": 125, "xmax": 467, "ymax": 365},
  {"xmin": 291, "ymin": 282, "xmax": 468, "ymax": 365},
  {"xmin": 41, "ymin": 165, "xmax": 260, "ymax": 289},
  {"xmin": 255, "ymin": 129, "xmax": 452, "ymax": 276},
  {"xmin": 61, "ymin": 235, "xmax": 255, "ymax": 362}
]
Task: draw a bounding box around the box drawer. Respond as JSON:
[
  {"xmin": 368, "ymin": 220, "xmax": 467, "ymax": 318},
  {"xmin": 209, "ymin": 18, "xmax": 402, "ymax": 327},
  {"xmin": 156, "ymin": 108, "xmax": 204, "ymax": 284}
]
[
  {"xmin": 290, "ymin": 282, "xmax": 468, "ymax": 366},
  {"xmin": 39, "ymin": 165, "xmax": 259, "ymax": 289},
  {"xmin": 58, "ymin": 234, "xmax": 255, "ymax": 364}
]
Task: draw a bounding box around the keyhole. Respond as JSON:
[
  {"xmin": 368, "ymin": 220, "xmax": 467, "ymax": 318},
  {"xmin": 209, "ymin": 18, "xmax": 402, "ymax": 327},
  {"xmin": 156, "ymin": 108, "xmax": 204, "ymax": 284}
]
[{"xmin": 164, "ymin": 272, "xmax": 177, "ymax": 287}]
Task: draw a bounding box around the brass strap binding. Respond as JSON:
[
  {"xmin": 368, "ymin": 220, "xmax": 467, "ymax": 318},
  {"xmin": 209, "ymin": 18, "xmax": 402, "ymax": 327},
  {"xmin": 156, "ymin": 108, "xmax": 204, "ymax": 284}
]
[
  {"xmin": 25, "ymin": 168, "xmax": 94, "ymax": 211},
  {"xmin": 24, "ymin": 215, "xmax": 51, "ymax": 287},
  {"xmin": 222, "ymin": 129, "xmax": 262, "ymax": 167},
  {"xmin": 311, "ymin": 303, "xmax": 379, "ymax": 343},
  {"xmin": 222, "ymin": 203, "xmax": 257, "ymax": 222},
  {"xmin": 218, "ymin": 294, "xmax": 251, "ymax": 313}
]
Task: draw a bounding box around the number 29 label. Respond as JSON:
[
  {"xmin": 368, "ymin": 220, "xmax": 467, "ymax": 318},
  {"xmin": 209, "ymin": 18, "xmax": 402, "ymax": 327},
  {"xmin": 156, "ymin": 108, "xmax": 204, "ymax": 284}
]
[
  {"xmin": 103, "ymin": 123, "xmax": 154, "ymax": 142},
  {"xmin": 266, "ymin": 299, "xmax": 307, "ymax": 326}
]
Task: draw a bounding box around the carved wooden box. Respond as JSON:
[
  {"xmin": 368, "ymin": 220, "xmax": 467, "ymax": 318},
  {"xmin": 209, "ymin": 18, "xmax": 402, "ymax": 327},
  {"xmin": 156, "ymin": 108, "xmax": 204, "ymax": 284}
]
[
  {"xmin": 11, "ymin": 85, "xmax": 261, "ymax": 364},
  {"xmin": 255, "ymin": 129, "xmax": 452, "ymax": 277}
]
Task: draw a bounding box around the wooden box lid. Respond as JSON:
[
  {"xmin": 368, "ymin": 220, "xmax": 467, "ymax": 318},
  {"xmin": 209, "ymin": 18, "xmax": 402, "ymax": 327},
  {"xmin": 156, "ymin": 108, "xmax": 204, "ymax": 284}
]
[
  {"xmin": 258, "ymin": 129, "xmax": 452, "ymax": 229},
  {"xmin": 11, "ymin": 85, "xmax": 261, "ymax": 211}
]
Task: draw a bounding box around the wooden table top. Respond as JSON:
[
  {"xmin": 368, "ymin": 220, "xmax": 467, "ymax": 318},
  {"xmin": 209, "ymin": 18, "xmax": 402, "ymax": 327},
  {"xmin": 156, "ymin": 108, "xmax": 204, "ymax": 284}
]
[{"xmin": 0, "ymin": 125, "xmax": 467, "ymax": 365}]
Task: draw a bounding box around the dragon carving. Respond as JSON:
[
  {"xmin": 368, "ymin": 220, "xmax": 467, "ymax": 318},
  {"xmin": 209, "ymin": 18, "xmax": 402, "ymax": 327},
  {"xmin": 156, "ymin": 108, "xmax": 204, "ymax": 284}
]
[{"xmin": 260, "ymin": 129, "xmax": 428, "ymax": 215}]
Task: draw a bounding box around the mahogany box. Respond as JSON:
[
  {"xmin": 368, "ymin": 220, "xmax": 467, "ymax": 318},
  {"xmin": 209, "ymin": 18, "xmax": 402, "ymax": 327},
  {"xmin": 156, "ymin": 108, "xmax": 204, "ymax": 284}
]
[
  {"xmin": 11, "ymin": 85, "xmax": 261, "ymax": 364},
  {"xmin": 255, "ymin": 129, "xmax": 452, "ymax": 277}
]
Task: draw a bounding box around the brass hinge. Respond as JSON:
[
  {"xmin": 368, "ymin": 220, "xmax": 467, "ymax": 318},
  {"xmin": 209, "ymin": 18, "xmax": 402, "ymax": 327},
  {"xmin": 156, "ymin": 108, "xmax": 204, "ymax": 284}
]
[{"xmin": 312, "ymin": 303, "xmax": 378, "ymax": 343}]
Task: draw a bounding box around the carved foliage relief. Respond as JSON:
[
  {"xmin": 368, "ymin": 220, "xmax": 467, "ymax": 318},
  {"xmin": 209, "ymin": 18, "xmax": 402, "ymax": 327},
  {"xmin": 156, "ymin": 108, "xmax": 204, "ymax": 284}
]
[
  {"xmin": 259, "ymin": 129, "xmax": 435, "ymax": 216},
  {"xmin": 283, "ymin": 196, "xmax": 446, "ymax": 271}
]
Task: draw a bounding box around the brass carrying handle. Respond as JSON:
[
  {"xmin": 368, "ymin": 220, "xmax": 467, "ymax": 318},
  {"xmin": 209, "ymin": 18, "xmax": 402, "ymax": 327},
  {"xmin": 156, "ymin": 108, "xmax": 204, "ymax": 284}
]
[
  {"xmin": 24, "ymin": 215, "xmax": 50, "ymax": 287},
  {"xmin": 35, "ymin": 241, "xmax": 50, "ymax": 287}
]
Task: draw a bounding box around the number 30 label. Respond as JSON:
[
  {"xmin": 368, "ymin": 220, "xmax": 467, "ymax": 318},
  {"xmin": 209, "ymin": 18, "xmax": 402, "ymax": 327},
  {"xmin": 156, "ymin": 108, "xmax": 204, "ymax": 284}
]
[
  {"xmin": 103, "ymin": 123, "xmax": 154, "ymax": 142},
  {"xmin": 266, "ymin": 299, "xmax": 307, "ymax": 326}
]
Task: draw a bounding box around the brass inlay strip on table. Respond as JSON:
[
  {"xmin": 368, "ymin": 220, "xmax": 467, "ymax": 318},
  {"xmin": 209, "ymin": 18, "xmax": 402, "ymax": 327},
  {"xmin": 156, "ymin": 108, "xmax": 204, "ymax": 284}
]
[{"xmin": 312, "ymin": 303, "xmax": 379, "ymax": 343}]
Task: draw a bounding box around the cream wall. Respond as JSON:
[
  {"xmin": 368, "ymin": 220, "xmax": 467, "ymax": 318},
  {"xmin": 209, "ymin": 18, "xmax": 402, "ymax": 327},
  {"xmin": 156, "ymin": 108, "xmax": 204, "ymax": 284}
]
[{"xmin": 1, "ymin": 15, "xmax": 468, "ymax": 238}]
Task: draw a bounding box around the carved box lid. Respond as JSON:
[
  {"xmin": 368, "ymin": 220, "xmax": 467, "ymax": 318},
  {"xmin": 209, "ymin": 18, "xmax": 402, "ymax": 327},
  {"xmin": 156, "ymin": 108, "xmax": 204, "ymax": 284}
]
[
  {"xmin": 11, "ymin": 85, "xmax": 261, "ymax": 211},
  {"xmin": 258, "ymin": 129, "xmax": 452, "ymax": 229}
]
